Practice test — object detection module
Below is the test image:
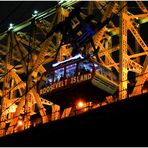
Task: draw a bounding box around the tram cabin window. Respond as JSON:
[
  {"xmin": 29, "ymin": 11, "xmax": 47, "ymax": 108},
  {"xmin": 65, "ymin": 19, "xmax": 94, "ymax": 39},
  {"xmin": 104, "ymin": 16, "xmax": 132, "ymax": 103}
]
[
  {"xmin": 66, "ymin": 63, "xmax": 77, "ymax": 78},
  {"xmin": 78, "ymin": 60, "xmax": 93, "ymax": 75},
  {"xmin": 95, "ymin": 63, "xmax": 103, "ymax": 74},
  {"xmin": 94, "ymin": 63, "xmax": 117, "ymax": 81},
  {"xmin": 54, "ymin": 68, "xmax": 64, "ymax": 82},
  {"xmin": 46, "ymin": 73, "xmax": 54, "ymax": 85}
]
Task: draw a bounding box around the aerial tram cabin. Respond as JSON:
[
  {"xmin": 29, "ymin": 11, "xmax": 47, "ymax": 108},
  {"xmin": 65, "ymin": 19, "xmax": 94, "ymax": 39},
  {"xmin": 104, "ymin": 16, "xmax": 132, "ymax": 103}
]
[
  {"xmin": 35, "ymin": 2, "xmax": 122, "ymax": 108},
  {"xmin": 37, "ymin": 54, "xmax": 118, "ymax": 107}
]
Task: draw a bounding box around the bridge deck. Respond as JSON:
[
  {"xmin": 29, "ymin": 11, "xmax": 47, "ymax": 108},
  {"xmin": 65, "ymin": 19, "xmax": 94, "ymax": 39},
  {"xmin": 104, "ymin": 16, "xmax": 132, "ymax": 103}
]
[{"xmin": 0, "ymin": 93, "xmax": 147, "ymax": 147}]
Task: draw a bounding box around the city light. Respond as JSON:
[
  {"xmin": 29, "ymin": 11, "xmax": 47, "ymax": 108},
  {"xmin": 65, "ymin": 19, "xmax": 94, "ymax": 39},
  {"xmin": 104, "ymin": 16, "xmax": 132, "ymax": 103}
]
[
  {"xmin": 32, "ymin": 10, "xmax": 39, "ymax": 17},
  {"xmin": 9, "ymin": 104, "xmax": 17, "ymax": 113},
  {"xmin": 77, "ymin": 101, "xmax": 84, "ymax": 108},
  {"xmin": 8, "ymin": 23, "xmax": 14, "ymax": 30},
  {"xmin": 18, "ymin": 120, "xmax": 23, "ymax": 126},
  {"xmin": 58, "ymin": 0, "xmax": 65, "ymax": 4}
]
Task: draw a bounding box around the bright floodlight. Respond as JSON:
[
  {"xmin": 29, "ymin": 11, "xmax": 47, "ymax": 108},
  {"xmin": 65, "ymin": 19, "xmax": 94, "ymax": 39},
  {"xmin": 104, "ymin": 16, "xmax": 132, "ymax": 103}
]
[
  {"xmin": 32, "ymin": 10, "xmax": 39, "ymax": 17},
  {"xmin": 8, "ymin": 23, "xmax": 14, "ymax": 30},
  {"xmin": 9, "ymin": 104, "xmax": 17, "ymax": 113},
  {"xmin": 18, "ymin": 120, "xmax": 23, "ymax": 126},
  {"xmin": 77, "ymin": 101, "xmax": 84, "ymax": 108},
  {"xmin": 58, "ymin": 0, "xmax": 65, "ymax": 4}
]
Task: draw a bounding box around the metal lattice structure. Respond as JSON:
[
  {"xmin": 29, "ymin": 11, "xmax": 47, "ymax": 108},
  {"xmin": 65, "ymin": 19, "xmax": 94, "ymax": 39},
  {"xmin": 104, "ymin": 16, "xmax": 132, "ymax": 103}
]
[{"xmin": 0, "ymin": 1, "xmax": 148, "ymax": 137}]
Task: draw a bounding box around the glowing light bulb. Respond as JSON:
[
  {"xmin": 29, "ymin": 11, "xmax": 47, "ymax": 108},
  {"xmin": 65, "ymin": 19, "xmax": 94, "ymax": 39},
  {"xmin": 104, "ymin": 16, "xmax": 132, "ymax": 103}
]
[
  {"xmin": 32, "ymin": 10, "xmax": 38, "ymax": 17},
  {"xmin": 18, "ymin": 120, "xmax": 23, "ymax": 126},
  {"xmin": 8, "ymin": 23, "xmax": 14, "ymax": 30},
  {"xmin": 77, "ymin": 101, "xmax": 84, "ymax": 108}
]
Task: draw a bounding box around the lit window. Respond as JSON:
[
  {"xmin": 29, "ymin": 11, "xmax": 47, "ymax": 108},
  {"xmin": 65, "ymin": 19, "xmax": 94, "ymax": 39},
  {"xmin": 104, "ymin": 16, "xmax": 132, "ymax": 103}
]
[
  {"xmin": 66, "ymin": 63, "xmax": 77, "ymax": 78},
  {"xmin": 54, "ymin": 68, "xmax": 64, "ymax": 82}
]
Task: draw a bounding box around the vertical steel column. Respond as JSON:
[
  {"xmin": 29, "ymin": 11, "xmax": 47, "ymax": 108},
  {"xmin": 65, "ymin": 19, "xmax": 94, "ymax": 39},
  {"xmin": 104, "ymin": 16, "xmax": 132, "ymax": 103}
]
[{"xmin": 119, "ymin": 1, "xmax": 128, "ymax": 100}]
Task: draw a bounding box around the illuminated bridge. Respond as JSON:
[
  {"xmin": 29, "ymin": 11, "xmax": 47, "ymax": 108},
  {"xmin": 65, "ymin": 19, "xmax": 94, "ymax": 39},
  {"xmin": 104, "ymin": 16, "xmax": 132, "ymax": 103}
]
[{"xmin": 0, "ymin": 1, "xmax": 148, "ymax": 146}]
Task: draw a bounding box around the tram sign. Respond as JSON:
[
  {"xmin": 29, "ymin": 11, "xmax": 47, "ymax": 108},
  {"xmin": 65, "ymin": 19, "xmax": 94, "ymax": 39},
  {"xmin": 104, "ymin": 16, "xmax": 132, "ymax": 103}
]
[
  {"xmin": 39, "ymin": 73, "xmax": 92, "ymax": 96},
  {"xmin": 38, "ymin": 56, "xmax": 118, "ymax": 97}
]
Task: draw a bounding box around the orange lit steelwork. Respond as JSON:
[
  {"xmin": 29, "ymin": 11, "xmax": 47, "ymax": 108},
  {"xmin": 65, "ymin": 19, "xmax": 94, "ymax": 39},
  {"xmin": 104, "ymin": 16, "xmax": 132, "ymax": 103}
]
[{"xmin": 0, "ymin": 1, "xmax": 148, "ymax": 137}]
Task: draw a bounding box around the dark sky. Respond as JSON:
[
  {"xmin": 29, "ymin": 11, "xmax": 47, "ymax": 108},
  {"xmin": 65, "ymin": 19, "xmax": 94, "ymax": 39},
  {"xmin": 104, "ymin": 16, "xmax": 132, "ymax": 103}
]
[
  {"xmin": 0, "ymin": 1, "xmax": 147, "ymax": 43},
  {"xmin": 0, "ymin": 1, "xmax": 57, "ymax": 33}
]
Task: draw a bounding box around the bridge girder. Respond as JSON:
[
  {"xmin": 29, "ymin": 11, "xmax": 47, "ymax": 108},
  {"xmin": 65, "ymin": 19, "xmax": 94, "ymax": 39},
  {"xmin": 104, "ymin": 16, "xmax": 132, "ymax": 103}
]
[{"xmin": 0, "ymin": 1, "xmax": 148, "ymax": 137}]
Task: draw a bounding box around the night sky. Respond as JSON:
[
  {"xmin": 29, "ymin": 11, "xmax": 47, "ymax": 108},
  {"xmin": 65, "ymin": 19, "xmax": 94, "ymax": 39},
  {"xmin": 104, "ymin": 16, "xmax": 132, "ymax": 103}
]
[
  {"xmin": 0, "ymin": 1, "xmax": 57, "ymax": 33},
  {"xmin": 0, "ymin": 1, "xmax": 147, "ymax": 35}
]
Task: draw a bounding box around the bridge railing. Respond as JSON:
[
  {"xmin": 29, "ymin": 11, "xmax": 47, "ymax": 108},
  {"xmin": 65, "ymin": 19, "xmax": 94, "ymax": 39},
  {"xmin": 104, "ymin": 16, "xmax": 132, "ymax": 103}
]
[{"xmin": 1, "ymin": 81, "xmax": 148, "ymax": 137}]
